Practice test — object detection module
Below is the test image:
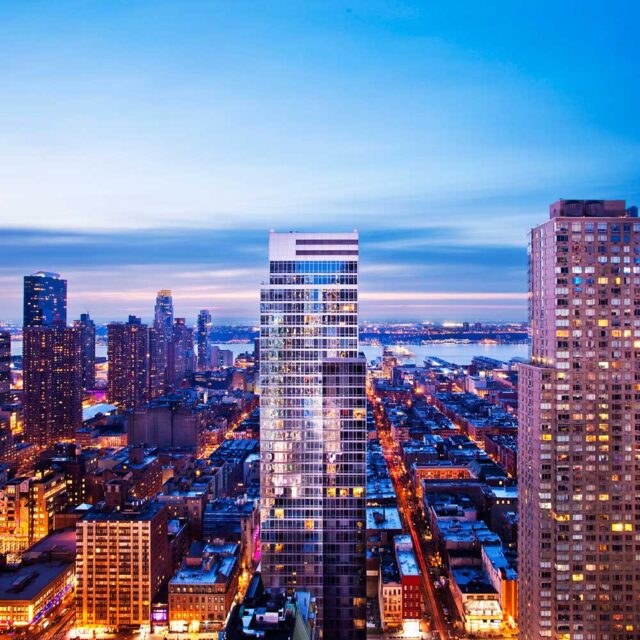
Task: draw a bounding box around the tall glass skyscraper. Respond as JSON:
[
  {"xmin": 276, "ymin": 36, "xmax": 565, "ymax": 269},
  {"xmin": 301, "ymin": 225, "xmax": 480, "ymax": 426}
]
[
  {"xmin": 197, "ymin": 309, "xmax": 212, "ymax": 370},
  {"xmin": 74, "ymin": 312, "xmax": 96, "ymax": 389},
  {"xmin": 23, "ymin": 271, "xmax": 67, "ymax": 327},
  {"xmin": 167, "ymin": 318, "xmax": 194, "ymax": 386},
  {"xmin": 260, "ymin": 232, "xmax": 366, "ymax": 639},
  {"xmin": 154, "ymin": 289, "xmax": 174, "ymax": 332},
  {"xmin": 150, "ymin": 290, "xmax": 174, "ymax": 398},
  {"xmin": 519, "ymin": 200, "xmax": 640, "ymax": 639}
]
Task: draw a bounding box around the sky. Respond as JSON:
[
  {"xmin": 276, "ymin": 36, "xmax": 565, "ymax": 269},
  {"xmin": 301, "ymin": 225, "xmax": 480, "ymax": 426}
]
[{"xmin": 1, "ymin": 0, "xmax": 639, "ymax": 323}]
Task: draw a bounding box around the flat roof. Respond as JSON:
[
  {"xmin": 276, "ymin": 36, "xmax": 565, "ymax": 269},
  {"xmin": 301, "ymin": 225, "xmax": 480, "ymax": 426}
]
[
  {"xmin": 170, "ymin": 555, "xmax": 237, "ymax": 586},
  {"xmin": 487, "ymin": 486, "xmax": 518, "ymax": 499},
  {"xmin": 23, "ymin": 529, "xmax": 76, "ymax": 556},
  {"xmin": 451, "ymin": 567, "xmax": 496, "ymax": 595},
  {"xmin": 366, "ymin": 507, "xmax": 402, "ymax": 531},
  {"xmin": 81, "ymin": 501, "xmax": 164, "ymax": 522},
  {"xmin": 82, "ymin": 403, "xmax": 117, "ymax": 421},
  {"xmin": 0, "ymin": 560, "xmax": 72, "ymax": 602},
  {"xmin": 482, "ymin": 544, "xmax": 517, "ymax": 580},
  {"xmin": 396, "ymin": 549, "xmax": 419, "ymax": 577}
]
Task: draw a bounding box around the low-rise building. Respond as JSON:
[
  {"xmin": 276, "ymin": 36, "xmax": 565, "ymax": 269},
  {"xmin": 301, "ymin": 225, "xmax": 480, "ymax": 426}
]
[
  {"xmin": 224, "ymin": 572, "xmax": 315, "ymax": 640},
  {"xmin": 481, "ymin": 543, "xmax": 517, "ymax": 624},
  {"xmin": 0, "ymin": 558, "xmax": 74, "ymax": 629},
  {"xmin": 449, "ymin": 566, "xmax": 502, "ymax": 635},
  {"xmin": 393, "ymin": 535, "xmax": 422, "ymax": 621},
  {"xmin": 0, "ymin": 529, "xmax": 75, "ymax": 629},
  {"xmin": 202, "ymin": 496, "xmax": 258, "ymax": 569},
  {"xmin": 378, "ymin": 551, "xmax": 402, "ymax": 630},
  {"xmin": 168, "ymin": 541, "xmax": 239, "ymax": 632},
  {"xmin": 365, "ymin": 507, "xmax": 402, "ymax": 550}
]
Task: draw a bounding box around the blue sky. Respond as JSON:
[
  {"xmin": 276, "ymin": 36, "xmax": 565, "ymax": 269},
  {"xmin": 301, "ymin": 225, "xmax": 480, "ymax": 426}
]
[{"xmin": 1, "ymin": 1, "xmax": 639, "ymax": 322}]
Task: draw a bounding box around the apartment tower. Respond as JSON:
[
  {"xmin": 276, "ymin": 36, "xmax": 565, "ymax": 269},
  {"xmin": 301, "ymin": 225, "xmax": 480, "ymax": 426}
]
[
  {"xmin": 108, "ymin": 316, "xmax": 149, "ymax": 410},
  {"xmin": 197, "ymin": 309, "xmax": 212, "ymax": 370},
  {"xmin": 260, "ymin": 232, "xmax": 366, "ymax": 639},
  {"xmin": 23, "ymin": 271, "xmax": 67, "ymax": 328},
  {"xmin": 149, "ymin": 289, "xmax": 174, "ymax": 398},
  {"xmin": 519, "ymin": 200, "xmax": 640, "ymax": 640},
  {"xmin": 74, "ymin": 312, "xmax": 96, "ymax": 389},
  {"xmin": 22, "ymin": 270, "xmax": 84, "ymax": 446},
  {"xmin": 76, "ymin": 501, "xmax": 169, "ymax": 629},
  {"xmin": 0, "ymin": 330, "xmax": 10, "ymax": 403}
]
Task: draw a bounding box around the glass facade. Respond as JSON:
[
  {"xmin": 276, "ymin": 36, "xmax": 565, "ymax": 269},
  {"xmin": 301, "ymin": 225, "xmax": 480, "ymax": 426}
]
[
  {"xmin": 260, "ymin": 232, "xmax": 366, "ymax": 639},
  {"xmin": 23, "ymin": 271, "xmax": 67, "ymax": 327}
]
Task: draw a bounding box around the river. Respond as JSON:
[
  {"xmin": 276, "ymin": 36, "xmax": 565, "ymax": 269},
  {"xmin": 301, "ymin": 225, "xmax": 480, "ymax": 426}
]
[{"xmin": 12, "ymin": 340, "xmax": 529, "ymax": 366}]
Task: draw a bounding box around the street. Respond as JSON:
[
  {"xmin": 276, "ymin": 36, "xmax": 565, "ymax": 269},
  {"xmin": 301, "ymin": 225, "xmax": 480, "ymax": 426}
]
[{"xmin": 370, "ymin": 394, "xmax": 462, "ymax": 640}]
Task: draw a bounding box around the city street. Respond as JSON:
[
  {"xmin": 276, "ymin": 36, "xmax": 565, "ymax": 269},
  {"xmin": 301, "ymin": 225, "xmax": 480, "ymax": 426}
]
[{"xmin": 370, "ymin": 394, "xmax": 460, "ymax": 640}]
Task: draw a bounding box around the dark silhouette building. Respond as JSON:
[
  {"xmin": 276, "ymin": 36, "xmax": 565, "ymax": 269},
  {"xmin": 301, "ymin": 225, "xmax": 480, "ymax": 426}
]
[
  {"xmin": 0, "ymin": 330, "xmax": 10, "ymax": 403},
  {"xmin": 167, "ymin": 318, "xmax": 194, "ymax": 386},
  {"xmin": 73, "ymin": 312, "xmax": 96, "ymax": 389},
  {"xmin": 148, "ymin": 326, "xmax": 167, "ymax": 399}
]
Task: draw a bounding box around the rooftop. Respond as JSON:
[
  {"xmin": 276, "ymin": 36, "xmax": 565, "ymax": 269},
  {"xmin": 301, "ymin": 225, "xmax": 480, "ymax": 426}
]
[
  {"xmin": 82, "ymin": 403, "xmax": 117, "ymax": 421},
  {"xmin": 170, "ymin": 554, "xmax": 238, "ymax": 587},
  {"xmin": 451, "ymin": 566, "xmax": 497, "ymax": 595},
  {"xmin": 549, "ymin": 199, "xmax": 631, "ymax": 219},
  {"xmin": 81, "ymin": 500, "xmax": 164, "ymax": 522},
  {"xmin": 0, "ymin": 559, "xmax": 72, "ymax": 602},
  {"xmin": 23, "ymin": 528, "xmax": 76, "ymax": 558},
  {"xmin": 366, "ymin": 507, "xmax": 402, "ymax": 531},
  {"xmin": 394, "ymin": 539, "xmax": 420, "ymax": 578}
]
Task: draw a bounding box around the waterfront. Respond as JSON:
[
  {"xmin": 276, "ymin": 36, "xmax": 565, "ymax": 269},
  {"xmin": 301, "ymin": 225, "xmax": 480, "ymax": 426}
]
[{"xmin": 12, "ymin": 340, "xmax": 528, "ymax": 366}]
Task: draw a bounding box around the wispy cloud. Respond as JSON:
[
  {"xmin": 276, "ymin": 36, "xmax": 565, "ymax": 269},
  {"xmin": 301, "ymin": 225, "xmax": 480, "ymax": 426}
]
[
  {"xmin": 361, "ymin": 292, "xmax": 527, "ymax": 301},
  {"xmin": 0, "ymin": 226, "xmax": 528, "ymax": 322}
]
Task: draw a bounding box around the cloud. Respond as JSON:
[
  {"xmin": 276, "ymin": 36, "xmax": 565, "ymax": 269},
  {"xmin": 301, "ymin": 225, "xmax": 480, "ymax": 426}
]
[
  {"xmin": 0, "ymin": 225, "xmax": 528, "ymax": 322},
  {"xmin": 361, "ymin": 292, "xmax": 527, "ymax": 301}
]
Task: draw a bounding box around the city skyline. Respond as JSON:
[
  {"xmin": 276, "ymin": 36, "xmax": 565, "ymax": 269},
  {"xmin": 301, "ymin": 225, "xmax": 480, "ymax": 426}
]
[
  {"xmin": 0, "ymin": 232, "xmax": 530, "ymax": 323},
  {"xmin": 3, "ymin": 2, "xmax": 640, "ymax": 638},
  {"xmin": 1, "ymin": 2, "xmax": 639, "ymax": 321}
]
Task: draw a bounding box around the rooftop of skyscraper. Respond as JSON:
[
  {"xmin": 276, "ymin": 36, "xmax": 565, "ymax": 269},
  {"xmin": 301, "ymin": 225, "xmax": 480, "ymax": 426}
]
[{"xmin": 549, "ymin": 199, "xmax": 637, "ymax": 219}]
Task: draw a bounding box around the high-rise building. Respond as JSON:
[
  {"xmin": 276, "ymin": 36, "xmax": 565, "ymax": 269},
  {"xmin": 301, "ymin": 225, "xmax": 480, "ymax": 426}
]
[
  {"xmin": 519, "ymin": 200, "xmax": 640, "ymax": 640},
  {"xmin": 154, "ymin": 289, "xmax": 174, "ymax": 333},
  {"xmin": 73, "ymin": 312, "xmax": 96, "ymax": 389},
  {"xmin": 23, "ymin": 271, "xmax": 67, "ymax": 327},
  {"xmin": 210, "ymin": 346, "xmax": 233, "ymax": 369},
  {"xmin": 260, "ymin": 232, "xmax": 366, "ymax": 639},
  {"xmin": 0, "ymin": 330, "xmax": 10, "ymax": 403},
  {"xmin": 150, "ymin": 289, "xmax": 174, "ymax": 398},
  {"xmin": 23, "ymin": 325, "xmax": 83, "ymax": 446},
  {"xmin": 108, "ymin": 316, "xmax": 149, "ymax": 410},
  {"xmin": 197, "ymin": 309, "xmax": 212, "ymax": 371},
  {"xmin": 148, "ymin": 326, "xmax": 167, "ymax": 399},
  {"xmin": 76, "ymin": 501, "xmax": 170, "ymax": 629},
  {"xmin": 167, "ymin": 318, "xmax": 194, "ymax": 386}
]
